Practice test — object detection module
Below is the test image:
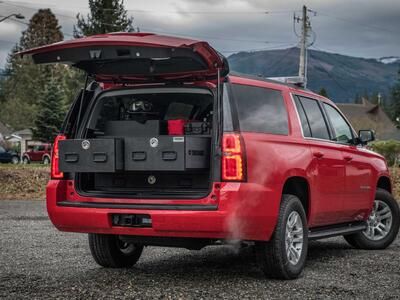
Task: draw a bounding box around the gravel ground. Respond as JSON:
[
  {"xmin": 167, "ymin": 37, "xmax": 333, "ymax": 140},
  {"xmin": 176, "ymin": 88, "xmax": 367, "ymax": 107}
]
[{"xmin": 1, "ymin": 200, "xmax": 399, "ymax": 300}]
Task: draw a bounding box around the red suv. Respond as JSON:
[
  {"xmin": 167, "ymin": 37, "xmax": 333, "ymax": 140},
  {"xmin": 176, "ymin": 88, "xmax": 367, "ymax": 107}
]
[
  {"xmin": 20, "ymin": 33, "xmax": 399, "ymax": 279},
  {"xmin": 22, "ymin": 144, "xmax": 52, "ymax": 164}
]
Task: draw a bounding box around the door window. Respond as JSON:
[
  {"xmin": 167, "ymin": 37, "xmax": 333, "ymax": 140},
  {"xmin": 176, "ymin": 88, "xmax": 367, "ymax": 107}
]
[
  {"xmin": 323, "ymin": 103, "xmax": 354, "ymax": 144},
  {"xmin": 0, "ymin": 146, "xmax": 5, "ymax": 153},
  {"xmin": 297, "ymin": 96, "xmax": 330, "ymax": 140}
]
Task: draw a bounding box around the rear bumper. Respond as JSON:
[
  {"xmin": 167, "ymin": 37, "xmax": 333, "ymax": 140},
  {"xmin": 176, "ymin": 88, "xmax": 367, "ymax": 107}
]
[{"xmin": 46, "ymin": 180, "xmax": 282, "ymax": 241}]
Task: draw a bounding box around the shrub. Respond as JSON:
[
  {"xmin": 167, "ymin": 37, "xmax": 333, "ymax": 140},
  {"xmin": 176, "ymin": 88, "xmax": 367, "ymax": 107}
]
[{"xmin": 369, "ymin": 140, "xmax": 400, "ymax": 166}]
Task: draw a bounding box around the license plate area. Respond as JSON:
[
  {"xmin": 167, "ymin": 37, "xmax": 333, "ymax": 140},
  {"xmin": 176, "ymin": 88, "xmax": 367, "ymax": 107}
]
[{"xmin": 111, "ymin": 214, "xmax": 152, "ymax": 228}]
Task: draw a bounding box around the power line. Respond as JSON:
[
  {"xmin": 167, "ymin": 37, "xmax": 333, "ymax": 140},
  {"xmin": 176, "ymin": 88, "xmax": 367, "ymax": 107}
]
[
  {"xmin": 318, "ymin": 11, "xmax": 398, "ymax": 34},
  {"xmin": 1, "ymin": 1, "xmax": 296, "ymax": 15},
  {"xmin": 220, "ymin": 43, "xmax": 297, "ymax": 53}
]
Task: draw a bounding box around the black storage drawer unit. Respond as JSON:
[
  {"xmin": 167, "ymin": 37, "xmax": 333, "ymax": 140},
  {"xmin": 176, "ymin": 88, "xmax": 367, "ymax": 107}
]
[
  {"xmin": 125, "ymin": 136, "xmax": 211, "ymax": 171},
  {"xmin": 59, "ymin": 138, "xmax": 123, "ymax": 173},
  {"xmin": 185, "ymin": 136, "xmax": 211, "ymax": 169},
  {"xmin": 125, "ymin": 136, "xmax": 185, "ymax": 171}
]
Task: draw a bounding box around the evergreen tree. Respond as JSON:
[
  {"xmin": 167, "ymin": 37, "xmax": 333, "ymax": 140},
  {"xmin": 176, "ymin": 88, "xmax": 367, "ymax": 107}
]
[
  {"xmin": 74, "ymin": 0, "xmax": 134, "ymax": 37},
  {"xmin": 20, "ymin": 9, "xmax": 63, "ymax": 49},
  {"xmin": 318, "ymin": 88, "xmax": 328, "ymax": 98},
  {"xmin": 390, "ymin": 69, "xmax": 400, "ymax": 124},
  {"xmin": 33, "ymin": 79, "xmax": 65, "ymax": 142},
  {"xmin": 0, "ymin": 9, "xmax": 74, "ymax": 130}
]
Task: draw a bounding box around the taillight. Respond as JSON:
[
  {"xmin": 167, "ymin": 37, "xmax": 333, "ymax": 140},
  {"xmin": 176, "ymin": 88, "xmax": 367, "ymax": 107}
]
[
  {"xmin": 222, "ymin": 133, "xmax": 246, "ymax": 181},
  {"xmin": 51, "ymin": 134, "xmax": 66, "ymax": 179}
]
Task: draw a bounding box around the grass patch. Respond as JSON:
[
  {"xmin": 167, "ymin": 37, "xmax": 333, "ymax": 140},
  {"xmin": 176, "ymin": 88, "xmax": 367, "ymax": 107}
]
[{"xmin": 0, "ymin": 164, "xmax": 49, "ymax": 200}]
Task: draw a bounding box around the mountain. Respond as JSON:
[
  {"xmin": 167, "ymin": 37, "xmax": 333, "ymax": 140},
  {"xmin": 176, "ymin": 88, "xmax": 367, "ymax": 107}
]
[{"xmin": 228, "ymin": 47, "xmax": 399, "ymax": 103}]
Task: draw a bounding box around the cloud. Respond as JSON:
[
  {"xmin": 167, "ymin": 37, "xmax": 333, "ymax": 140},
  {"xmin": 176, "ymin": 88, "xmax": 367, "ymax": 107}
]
[{"xmin": 0, "ymin": 0, "xmax": 398, "ymax": 68}]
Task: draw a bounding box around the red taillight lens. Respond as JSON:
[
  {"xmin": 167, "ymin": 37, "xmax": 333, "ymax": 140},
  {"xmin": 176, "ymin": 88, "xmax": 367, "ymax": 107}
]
[
  {"xmin": 222, "ymin": 133, "xmax": 246, "ymax": 181},
  {"xmin": 51, "ymin": 134, "xmax": 66, "ymax": 179}
]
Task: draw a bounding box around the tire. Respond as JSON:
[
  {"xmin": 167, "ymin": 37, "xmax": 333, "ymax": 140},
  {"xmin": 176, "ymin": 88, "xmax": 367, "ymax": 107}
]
[
  {"xmin": 88, "ymin": 234, "xmax": 144, "ymax": 268},
  {"xmin": 344, "ymin": 188, "xmax": 400, "ymax": 250},
  {"xmin": 22, "ymin": 157, "xmax": 30, "ymax": 164},
  {"xmin": 255, "ymin": 194, "xmax": 308, "ymax": 279},
  {"xmin": 11, "ymin": 156, "xmax": 19, "ymax": 164},
  {"xmin": 42, "ymin": 156, "xmax": 50, "ymax": 165}
]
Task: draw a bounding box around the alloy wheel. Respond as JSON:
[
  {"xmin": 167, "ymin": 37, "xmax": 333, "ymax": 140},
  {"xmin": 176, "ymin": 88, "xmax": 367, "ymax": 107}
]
[
  {"xmin": 363, "ymin": 200, "xmax": 393, "ymax": 241},
  {"xmin": 285, "ymin": 211, "xmax": 304, "ymax": 265}
]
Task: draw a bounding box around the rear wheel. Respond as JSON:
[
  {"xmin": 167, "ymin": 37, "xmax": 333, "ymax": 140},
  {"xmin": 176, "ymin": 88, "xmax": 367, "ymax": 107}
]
[
  {"xmin": 255, "ymin": 194, "xmax": 308, "ymax": 279},
  {"xmin": 22, "ymin": 157, "xmax": 30, "ymax": 164},
  {"xmin": 88, "ymin": 234, "xmax": 144, "ymax": 268},
  {"xmin": 344, "ymin": 188, "xmax": 400, "ymax": 249},
  {"xmin": 11, "ymin": 156, "xmax": 19, "ymax": 164}
]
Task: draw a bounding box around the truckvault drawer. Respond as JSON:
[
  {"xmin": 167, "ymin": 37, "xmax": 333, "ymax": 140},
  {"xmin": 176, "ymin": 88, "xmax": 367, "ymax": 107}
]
[
  {"xmin": 185, "ymin": 136, "xmax": 211, "ymax": 169},
  {"xmin": 125, "ymin": 136, "xmax": 185, "ymax": 171},
  {"xmin": 59, "ymin": 138, "xmax": 123, "ymax": 173}
]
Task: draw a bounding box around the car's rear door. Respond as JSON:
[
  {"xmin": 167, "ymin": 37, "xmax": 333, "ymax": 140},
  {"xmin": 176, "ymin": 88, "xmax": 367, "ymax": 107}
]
[
  {"xmin": 294, "ymin": 95, "xmax": 347, "ymax": 226},
  {"xmin": 321, "ymin": 102, "xmax": 374, "ymax": 221},
  {"xmin": 17, "ymin": 33, "xmax": 228, "ymax": 84}
]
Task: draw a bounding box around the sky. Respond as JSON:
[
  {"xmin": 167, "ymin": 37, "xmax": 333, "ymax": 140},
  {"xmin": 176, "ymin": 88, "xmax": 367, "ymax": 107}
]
[{"xmin": 0, "ymin": 0, "xmax": 399, "ymax": 67}]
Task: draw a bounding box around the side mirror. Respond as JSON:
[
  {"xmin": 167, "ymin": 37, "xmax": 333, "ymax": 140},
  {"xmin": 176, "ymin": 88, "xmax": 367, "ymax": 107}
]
[{"xmin": 358, "ymin": 129, "xmax": 375, "ymax": 145}]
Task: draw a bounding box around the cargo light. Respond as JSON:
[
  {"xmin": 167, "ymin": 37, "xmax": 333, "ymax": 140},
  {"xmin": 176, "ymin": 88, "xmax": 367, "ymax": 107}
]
[
  {"xmin": 222, "ymin": 133, "xmax": 246, "ymax": 181},
  {"xmin": 51, "ymin": 134, "xmax": 66, "ymax": 179}
]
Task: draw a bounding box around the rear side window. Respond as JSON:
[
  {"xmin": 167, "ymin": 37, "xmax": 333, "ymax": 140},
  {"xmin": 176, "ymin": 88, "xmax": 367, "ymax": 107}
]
[
  {"xmin": 231, "ymin": 84, "xmax": 288, "ymax": 135},
  {"xmin": 297, "ymin": 96, "xmax": 330, "ymax": 140}
]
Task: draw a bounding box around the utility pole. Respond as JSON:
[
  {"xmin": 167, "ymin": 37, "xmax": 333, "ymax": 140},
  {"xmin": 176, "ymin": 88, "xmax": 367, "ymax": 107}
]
[{"xmin": 295, "ymin": 5, "xmax": 312, "ymax": 87}]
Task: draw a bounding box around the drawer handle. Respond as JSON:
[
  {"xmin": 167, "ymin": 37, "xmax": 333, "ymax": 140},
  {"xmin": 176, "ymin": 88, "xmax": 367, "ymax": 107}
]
[
  {"xmin": 162, "ymin": 151, "xmax": 177, "ymax": 161},
  {"xmin": 132, "ymin": 152, "xmax": 146, "ymax": 161},
  {"xmin": 93, "ymin": 152, "xmax": 107, "ymax": 163},
  {"xmin": 64, "ymin": 152, "xmax": 79, "ymax": 163}
]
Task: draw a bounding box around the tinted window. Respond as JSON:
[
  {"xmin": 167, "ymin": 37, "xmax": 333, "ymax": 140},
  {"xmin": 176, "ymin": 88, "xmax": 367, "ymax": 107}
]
[
  {"xmin": 0, "ymin": 146, "xmax": 5, "ymax": 153},
  {"xmin": 323, "ymin": 103, "xmax": 354, "ymax": 144},
  {"xmin": 37, "ymin": 145, "xmax": 45, "ymax": 151},
  {"xmin": 298, "ymin": 97, "xmax": 330, "ymax": 140},
  {"xmin": 294, "ymin": 97, "xmax": 311, "ymax": 137},
  {"xmin": 223, "ymin": 84, "xmax": 234, "ymax": 131},
  {"xmin": 232, "ymin": 84, "xmax": 288, "ymax": 135}
]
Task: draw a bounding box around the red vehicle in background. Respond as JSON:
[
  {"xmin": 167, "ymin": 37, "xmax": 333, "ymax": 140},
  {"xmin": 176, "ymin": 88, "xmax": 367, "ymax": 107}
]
[{"xmin": 22, "ymin": 143, "xmax": 52, "ymax": 164}]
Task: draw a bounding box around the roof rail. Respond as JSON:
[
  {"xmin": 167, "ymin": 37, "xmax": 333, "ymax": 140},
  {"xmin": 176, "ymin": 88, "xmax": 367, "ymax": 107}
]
[{"xmin": 267, "ymin": 76, "xmax": 305, "ymax": 87}]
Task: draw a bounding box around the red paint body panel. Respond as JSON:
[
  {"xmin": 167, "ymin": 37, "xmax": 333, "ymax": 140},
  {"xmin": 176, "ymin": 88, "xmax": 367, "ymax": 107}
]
[{"xmin": 47, "ymin": 180, "xmax": 281, "ymax": 241}]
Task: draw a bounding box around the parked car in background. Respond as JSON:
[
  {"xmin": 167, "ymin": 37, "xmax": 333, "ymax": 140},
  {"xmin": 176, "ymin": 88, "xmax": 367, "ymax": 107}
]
[
  {"xmin": 0, "ymin": 145, "xmax": 19, "ymax": 164},
  {"xmin": 20, "ymin": 33, "xmax": 400, "ymax": 280},
  {"xmin": 22, "ymin": 144, "xmax": 52, "ymax": 164}
]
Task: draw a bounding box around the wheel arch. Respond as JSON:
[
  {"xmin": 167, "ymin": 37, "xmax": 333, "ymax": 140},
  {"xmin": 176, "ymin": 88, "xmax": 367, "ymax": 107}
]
[
  {"xmin": 282, "ymin": 176, "xmax": 310, "ymax": 220},
  {"xmin": 377, "ymin": 176, "xmax": 391, "ymax": 193},
  {"xmin": 42, "ymin": 153, "xmax": 51, "ymax": 161}
]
